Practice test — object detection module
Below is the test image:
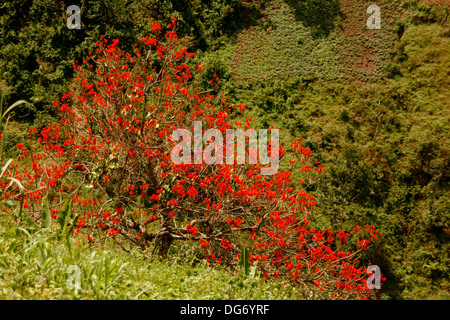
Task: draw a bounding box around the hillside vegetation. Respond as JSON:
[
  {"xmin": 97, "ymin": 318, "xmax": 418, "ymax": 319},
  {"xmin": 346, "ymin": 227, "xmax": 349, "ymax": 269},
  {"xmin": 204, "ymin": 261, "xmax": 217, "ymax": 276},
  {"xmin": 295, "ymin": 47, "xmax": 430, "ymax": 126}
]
[{"xmin": 0, "ymin": 0, "xmax": 449, "ymax": 299}]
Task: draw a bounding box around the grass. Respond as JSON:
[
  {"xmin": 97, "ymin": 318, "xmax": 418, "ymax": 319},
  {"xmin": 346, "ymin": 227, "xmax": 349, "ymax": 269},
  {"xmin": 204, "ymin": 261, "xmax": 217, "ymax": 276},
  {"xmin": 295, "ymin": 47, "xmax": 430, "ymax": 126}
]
[{"xmin": 0, "ymin": 211, "xmax": 295, "ymax": 300}]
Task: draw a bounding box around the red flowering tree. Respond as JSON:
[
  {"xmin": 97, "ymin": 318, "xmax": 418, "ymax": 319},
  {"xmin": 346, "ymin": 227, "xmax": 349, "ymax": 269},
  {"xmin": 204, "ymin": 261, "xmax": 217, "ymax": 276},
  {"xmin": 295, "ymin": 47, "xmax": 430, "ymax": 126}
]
[{"xmin": 1, "ymin": 18, "xmax": 384, "ymax": 299}]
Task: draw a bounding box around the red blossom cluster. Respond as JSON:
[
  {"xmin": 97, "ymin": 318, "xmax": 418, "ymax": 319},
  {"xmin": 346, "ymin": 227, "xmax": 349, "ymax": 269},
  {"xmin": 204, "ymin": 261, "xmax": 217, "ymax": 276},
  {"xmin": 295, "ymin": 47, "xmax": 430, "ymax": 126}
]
[{"xmin": 0, "ymin": 18, "xmax": 384, "ymax": 299}]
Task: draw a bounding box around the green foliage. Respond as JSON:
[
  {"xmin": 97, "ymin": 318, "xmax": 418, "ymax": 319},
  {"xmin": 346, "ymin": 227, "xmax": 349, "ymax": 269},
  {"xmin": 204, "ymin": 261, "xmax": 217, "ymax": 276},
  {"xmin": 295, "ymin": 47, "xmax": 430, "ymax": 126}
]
[
  {"xmin": 0, "ymin": 213, "xmax": 293, "ymax": 299},
  {"xmin": 55, "ymin": 198, "xmax": 81, "ymax": 249},
  {"xmin": 231, "ymin": 0, "xmax": 343, "ymax": 85},
  {"xmin": 0, "ymin": 97, "xmax": 38, "ymax": 230},
  {"xmin": 285, "ymin": 0, "xmax": 340, "ymax": 38},
  {"xmin": 41, "ymin": 197, "xmax": 51, "ymax": 229},
  {"xmin": 56, "ymin": 199, "xmax": 72, "ymax": 232},
  {"xmin": 0, "ymin": 90, "xmax": 27, "ymax": 160},
  {"xmin": 0, "ymin": 161, "xmax": 19, "ymax": 210},
  {"xmin": 6, "ymin": 177, "xmax": 39, "ymax": 230},
  {"xmin": 238, "ymin": 247, "xmax": 251, "ymax": 277},
  {"xmin": 0, "ymin": 0, "xmax": 448, "ymax": 300},
  {"xmin": 0, "ymin": 0, "xmax": 253, "ymax": 123},
  {"xmin": 227, "ymin": 1, "xmax": 449, "ymax": 299},
  {"xmin": 167, "ymin": 0, "xmax": 246, "ymax": 50}
]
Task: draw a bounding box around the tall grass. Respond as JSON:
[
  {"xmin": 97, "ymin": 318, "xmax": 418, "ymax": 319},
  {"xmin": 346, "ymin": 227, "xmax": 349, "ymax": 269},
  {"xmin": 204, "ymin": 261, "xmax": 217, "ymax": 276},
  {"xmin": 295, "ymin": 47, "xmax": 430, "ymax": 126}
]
[{"xmin": 0, "ymin": 212, "xmax": 295, "ymax": 300}]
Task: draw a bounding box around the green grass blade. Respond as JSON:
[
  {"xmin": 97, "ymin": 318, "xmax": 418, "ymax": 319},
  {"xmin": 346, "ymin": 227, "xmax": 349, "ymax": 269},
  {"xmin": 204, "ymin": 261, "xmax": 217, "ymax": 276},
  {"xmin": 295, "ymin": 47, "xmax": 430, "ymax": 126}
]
[
  {"xmin": 57, "ymin": 199, "xmax": 71, "ymax": 228},
  {"xmin": 1, "ymin": 100, "xmax": 27, "ymax": 121},
  {"xmin": 7, "ymin": 177, "xmax": 24, "ymax": 193},
  {"xmin": 1, "ymin": 159, "xmax": 12, "ymax": 177},
  {"xmin": 22, "ymin": 209, "xmax": 39, "ymax": 229},
  {"xmin": 238, "ymin": 247, "xmax": 251, "ymax": 277},
  {"xmin": 0, "ymin": 114, "xmax": 12, "ymax": 160},
  {"xmin": 41, "ymin": 197, "xmax": 51, "ymax": 228},
  {"xmin": 65, "ymin": 212, "xmax": 81, "ymax": 240},
  {"xmin": 57, "ymin": 199, "xmax": 71, "ymax": 239},
  {"xmin": 7, "ymin": 177, "xmax": 37, "ymax": 228},
  {"xmin": 0, "ymin": 90, "xmax": 3, "ymax": 123}
]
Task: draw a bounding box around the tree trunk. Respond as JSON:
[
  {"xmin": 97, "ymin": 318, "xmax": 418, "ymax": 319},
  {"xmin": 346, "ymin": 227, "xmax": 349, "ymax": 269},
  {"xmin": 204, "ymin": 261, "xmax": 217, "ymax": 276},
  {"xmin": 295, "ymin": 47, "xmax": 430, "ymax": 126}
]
[{"xmin": 156, "ymin": 233, "xmax": 173, "ymax": 258}]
